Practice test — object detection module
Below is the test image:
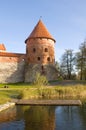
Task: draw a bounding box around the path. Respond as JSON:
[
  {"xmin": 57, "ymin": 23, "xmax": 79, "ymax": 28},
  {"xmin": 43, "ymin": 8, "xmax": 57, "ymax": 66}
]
[{"xmin": 14, "ymin": 99, "xmax": 82, "ymax": 106}]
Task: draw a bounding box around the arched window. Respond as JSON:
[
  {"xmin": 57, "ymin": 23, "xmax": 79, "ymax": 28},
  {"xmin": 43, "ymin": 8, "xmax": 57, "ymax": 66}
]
[
  {"xmin": 45, "ymin": 48, "xmax": 48, "ymax": 52},
  {"xmin": 47, "ymin": 57, "xmax": 50, "ymax": 61},
  {"xmin": 33, "ymin": 48, "xmax": 36, "ymax": 52},
  {"xmin": 38, "ymin": 57, "xmax": 40, "ymax": 61}
]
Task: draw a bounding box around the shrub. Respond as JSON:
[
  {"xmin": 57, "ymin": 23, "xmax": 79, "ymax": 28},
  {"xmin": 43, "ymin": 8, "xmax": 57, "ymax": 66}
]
[
  {"xmin": 33, "ymin": 73, "xmax": 48, "ymax": 87},
  {"xmin": 57, "ymin": 76, "xmax": 63, "ymax": 81}
]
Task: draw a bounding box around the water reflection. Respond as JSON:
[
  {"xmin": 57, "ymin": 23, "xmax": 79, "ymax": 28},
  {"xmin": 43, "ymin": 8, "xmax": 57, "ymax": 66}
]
[
  {"xmin": 17, "ymin": 105, "xmax": 55, "ymax": 130},
  {"xmin": 0, "ymin": 106, "xmax": 16, "ymax": 122},
  {"xmin": 0, "ymin": 105, "xmax": 86, "ymax": 130},
  {"xmin": 55, "ymin": 106, "xmax": 86, "ymax": 130}
]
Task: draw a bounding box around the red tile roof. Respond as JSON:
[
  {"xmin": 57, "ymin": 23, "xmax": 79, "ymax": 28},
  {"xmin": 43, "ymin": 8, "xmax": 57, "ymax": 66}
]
[
  {"xmin": 0, "ymin": 44, "xmax": 6, "ymax": 51},
  {"xmin": 0, "ymin": 51, "xmax": 25, "ymax": 57},
  {"xmin": 25, "ymin": 20, "xmax": 55, "ymax": 43}
]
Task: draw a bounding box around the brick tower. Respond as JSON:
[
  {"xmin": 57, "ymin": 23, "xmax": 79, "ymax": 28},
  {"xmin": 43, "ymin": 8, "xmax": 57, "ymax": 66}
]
[{"xmin": 25, "ymin": 20, "xmax": 58, "ymax": 82}]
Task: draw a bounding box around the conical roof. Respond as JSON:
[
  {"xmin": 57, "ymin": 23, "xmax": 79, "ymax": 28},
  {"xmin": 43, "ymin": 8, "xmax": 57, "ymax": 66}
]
[
  {"xmin": 0, "ymin": 44, "xmax": 6, "ymax": 51},
  {"xmin": 25, "ymin": 20, "xmax": 55, "ymax": 43}
]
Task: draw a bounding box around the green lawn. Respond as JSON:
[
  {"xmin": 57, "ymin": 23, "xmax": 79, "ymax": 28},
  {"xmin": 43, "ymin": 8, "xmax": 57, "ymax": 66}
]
[{"xmin": 0, "ymin": 80, "xmax": 86, "ymax": 104}]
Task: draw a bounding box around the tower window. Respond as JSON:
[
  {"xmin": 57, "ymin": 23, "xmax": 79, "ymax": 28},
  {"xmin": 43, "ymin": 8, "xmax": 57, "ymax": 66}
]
[
  {"xmin": 45, "ymin": 48, "xmax": 48, "ymax": 52},
  {"xmin": 47, "ymin": 57, "xmax": 50, "ymax": 61},
  {"xmin": 38, "ymin": 57, "xmax": 40, "ymax": 61},
  {"xmin": 41, "ymin": 65, "xmax": 44, "ymax": 70},
  {"xmin": 26, "ymin": 48, "xmax": 28, "ymax": 53},
  {"xmin": 33, "ymin": 48, "xmax": 36, "ymax": 52}
]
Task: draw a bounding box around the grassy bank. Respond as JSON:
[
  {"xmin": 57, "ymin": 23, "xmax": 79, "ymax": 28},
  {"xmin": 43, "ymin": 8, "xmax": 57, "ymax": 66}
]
[{"xmin": 0, "ymin": 81, "xmax": 86, "ymax": 104}]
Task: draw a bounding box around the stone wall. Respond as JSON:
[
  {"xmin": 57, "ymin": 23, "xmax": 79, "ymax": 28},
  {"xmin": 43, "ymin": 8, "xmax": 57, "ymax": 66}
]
[
  {"xmin": 25, "ymin": 64, "xmax": 58, "ymax": 82},
  {"xmin": 0, "ymin": 102, "xmax": 15, "ymax": 112},
  {"xmin": 0, "ymin": 61, "xmax": 25, "ymax": 83}
]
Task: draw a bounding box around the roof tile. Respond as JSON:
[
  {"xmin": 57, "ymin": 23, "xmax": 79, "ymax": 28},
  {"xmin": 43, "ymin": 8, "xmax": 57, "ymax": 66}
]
[
  {"xmin": 25, "ymin": 20, "xmax": 55, "ymax": 43},
  {"xmin": 0, "ymin": 44, "xmax": 6, "ymax": 51}
]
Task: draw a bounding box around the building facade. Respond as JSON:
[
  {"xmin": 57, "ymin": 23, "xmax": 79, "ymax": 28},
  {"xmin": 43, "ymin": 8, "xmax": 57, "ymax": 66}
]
[{"xmin": 0, "ymin": 20, "xmax": 58, "ymax": 83}]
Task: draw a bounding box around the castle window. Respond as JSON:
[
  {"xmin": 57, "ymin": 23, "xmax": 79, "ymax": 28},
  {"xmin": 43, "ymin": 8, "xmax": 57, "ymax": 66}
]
[
  {"xmin": 45, "ymin": 48, "xmax": 48, "ymax": 52},
  {"xmin": 38, "ymin": 57, "xmax": 40, "ymax": 61},
  {"xmin": 41, "ymin": 65, "xmax": 44, "ymax": 70},
  {"xmin": 41, "ymin": 65, "xmax": 45, "ymax": 75},
  {"xmin": 33, "ymin": 48, "xmax": 36, "ymax": 52},
  {"xmin": 47, "ymin": 57, "xmax": 50, "ymax": 61},
  {"xmin": 26, "ymin": 48, "xmax": 28, "ymax": 53}
]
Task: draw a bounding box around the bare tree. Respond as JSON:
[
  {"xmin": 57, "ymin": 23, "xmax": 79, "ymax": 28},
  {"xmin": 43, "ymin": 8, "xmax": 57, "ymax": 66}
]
[
  {"xmin": 60, "ymin": 49, "xmax": 75, "ymax": 80},
  {"xmin": 76, "ymin": 41, "xmax": 86, "ymax": 80}
]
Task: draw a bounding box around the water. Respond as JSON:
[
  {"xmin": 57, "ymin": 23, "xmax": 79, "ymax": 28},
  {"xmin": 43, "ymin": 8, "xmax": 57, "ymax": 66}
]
[{"xmin": 0, "ymin": 105, "xmax": 86, "ymax": 130}]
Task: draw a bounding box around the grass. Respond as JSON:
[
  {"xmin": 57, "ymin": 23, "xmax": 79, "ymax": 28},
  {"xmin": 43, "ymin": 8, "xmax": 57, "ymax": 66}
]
[
  {"xmin": 0, "ymin": 80, "xmax": 86, "ymax": 104},
  {"xmin": 0, "ymin": 90, "xmax": 17, "ymax": 104}
]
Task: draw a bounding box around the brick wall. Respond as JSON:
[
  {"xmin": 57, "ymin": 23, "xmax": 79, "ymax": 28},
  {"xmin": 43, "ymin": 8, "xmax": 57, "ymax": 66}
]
[
  {"xmin": 0, "ymin": 52, "xmax": 26, "ymax": 83},
  {"xmin": 26, "ymin": 38, "xmax": 55, "ymax": 65}
]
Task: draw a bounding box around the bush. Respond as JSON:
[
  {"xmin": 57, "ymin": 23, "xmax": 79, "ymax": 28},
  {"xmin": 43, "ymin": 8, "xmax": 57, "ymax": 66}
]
[
  {"xmin": 33, "ymin": 73, "xmax": 48, "ymax": 87},
  {"xmin": 57, "ymin": 76, "xmax": 63, "ymax": 81}
]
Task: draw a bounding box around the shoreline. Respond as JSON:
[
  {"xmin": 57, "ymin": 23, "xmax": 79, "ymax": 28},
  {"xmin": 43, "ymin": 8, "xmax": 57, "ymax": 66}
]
[{"xmin": 0, "ymin": 102, "xmax": 15, "ymax": 112}]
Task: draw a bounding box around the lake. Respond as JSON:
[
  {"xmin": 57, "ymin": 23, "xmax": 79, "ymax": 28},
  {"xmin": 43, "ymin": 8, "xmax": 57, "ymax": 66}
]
[{"xmin": 0, "ymin": 104, "xmax": 86, "ymax": 130}]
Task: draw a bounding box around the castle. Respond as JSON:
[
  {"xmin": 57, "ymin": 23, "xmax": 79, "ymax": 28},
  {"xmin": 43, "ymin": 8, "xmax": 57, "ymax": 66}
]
[{"xmin": 0, "ymin": 20, "xmax": 58, "ymax": 83}]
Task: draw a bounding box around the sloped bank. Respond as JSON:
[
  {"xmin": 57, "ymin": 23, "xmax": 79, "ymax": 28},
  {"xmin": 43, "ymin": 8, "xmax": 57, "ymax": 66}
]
[{"xmin": 0, "ymin": 102, "xmax": 15, "ymax": 112}]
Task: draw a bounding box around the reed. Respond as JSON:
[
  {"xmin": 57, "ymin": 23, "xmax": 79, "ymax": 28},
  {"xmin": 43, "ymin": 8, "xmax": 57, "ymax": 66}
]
[
  {"xmin": 20, "ymin": 84, "xmax": 86, "ymax": 102},
  {"xmin": 0, "ymin": 82, "xmax": 86, "ymax": 104}
]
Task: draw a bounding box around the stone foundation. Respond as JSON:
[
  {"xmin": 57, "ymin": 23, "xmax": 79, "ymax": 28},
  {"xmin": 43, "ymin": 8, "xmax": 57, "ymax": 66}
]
[
  {"xmin": 25, "ymin": 64, "xmax": 58, "ymax": 82},
  {"xmin": 0, "ymin": 61, "xmax": 25, "ymax": 83},
  {"xmin": 0, "ymin": 102, "xmax": 15, "ymax": 112}
]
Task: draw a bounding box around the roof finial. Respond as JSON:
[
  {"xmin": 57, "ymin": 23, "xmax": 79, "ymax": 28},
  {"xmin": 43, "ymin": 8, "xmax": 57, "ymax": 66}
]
[{"xmin": 39, "ymin": 16, "xmax": 42, "ymax": 20}]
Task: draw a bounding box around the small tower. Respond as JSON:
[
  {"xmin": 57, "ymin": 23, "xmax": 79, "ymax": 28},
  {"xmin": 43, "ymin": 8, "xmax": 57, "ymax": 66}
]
[
  {"xmin": 25, "ymin": 20, "xmax": 58, "ymax": 82},
  {"xmin": 0, "ymin": 44, "xmax": 6, "ymax": 52}
]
